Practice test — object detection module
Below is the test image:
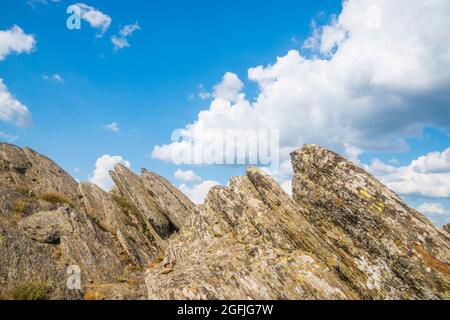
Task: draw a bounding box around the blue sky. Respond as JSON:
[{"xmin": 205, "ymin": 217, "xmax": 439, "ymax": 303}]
[{"xmin": 1, "ymin": 0, "xmax": 449, "ymax": 226}]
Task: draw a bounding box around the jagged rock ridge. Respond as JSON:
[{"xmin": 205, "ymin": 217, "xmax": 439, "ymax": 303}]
[{"xmin": 0, "ymin": 142, "xmax": 448, "ymax": 300}]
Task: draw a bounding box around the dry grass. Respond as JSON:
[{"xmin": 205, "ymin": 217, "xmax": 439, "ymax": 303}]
[
  {"xmin": 15, "ymin": 185, "xmax": 31, "ymax": 197},
  {"xmin": 3, "ymin": 282, "xmax": 49, "ymax": 300},
  {"xmin": 11, "ymin": 199, "xmax": 31, "ymax": 222},
  {"xmin": 52, "ymin": 246, "xmax": 62, "ymax": 260},
  {"xmin": 38, "ymin": 192, "xmax": 73, "ymax": 207}
]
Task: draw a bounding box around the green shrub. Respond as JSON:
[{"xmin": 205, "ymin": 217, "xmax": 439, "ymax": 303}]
[{"xmin": 112, "ymin": 194, "xmax": 138, "ymax": 216}]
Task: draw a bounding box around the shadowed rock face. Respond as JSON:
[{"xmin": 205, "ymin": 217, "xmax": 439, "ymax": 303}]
[
  {"xmin": 0, "ymin": 142, "xmax": 449, "ymax": 300},
  {"xmin": 109, "ymin": 165, "xmax": 194, "ymax": 240},
  {"xmin": 444, "ymin": 224, "xmax": 450, "ymax": 235},
  {"xmin": 78, "ymin": 183, "xmax": 160, "ymax": 267}
]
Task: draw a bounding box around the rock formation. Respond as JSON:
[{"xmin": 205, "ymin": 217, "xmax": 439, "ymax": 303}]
[{"xmin": 0, "ymin": 142, "xmax": 448, "ymax": 300}]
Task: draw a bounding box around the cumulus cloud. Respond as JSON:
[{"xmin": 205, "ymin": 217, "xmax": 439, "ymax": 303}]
[
  {"xmin": 68, "ymin": 3, "xmax": 112, "ymax": 36},
  {"xmin": 89, "ymin": 155, "xmax": 130, "ymax": 191},
  {"xmin": 179, "ymin": 180, "xmax": 221, "ymax": 204},
  {"xmin": 111, "ymin": 22, "xmax": 140, "ymax": 51},
  {"xmin": 212, "ymin": 72, "xmax": 244, "ymax": 102},
  {"xmin": 0, "ymin": 26, "xmax": 35, "ymax": 127},
  {"xmin": 153, "ymin": 0, "xmax": 450, "ymax": 167},
  {"xmin": 104, "ymin": 122, "xmax": 120, "ymax": 133},
  {"xmin": 0, "ymin": 79, "xmax": 32, "ymax": 127},
  {"xmin": 366, "ymin": 148, "xmax": 450, "ymax": 199},
  {"xmin": 152, "ymin": 0, "xmax": 450, "ymax": 202},
  {"xmin": 0, "ymin": 25, "xmax": 36, "ymax": 61},
  {"xmin": 174, "ymin": 169, "xmax": 201, "ymax": 182},
  {"xmin": 417, "ymin": 203, "xmax": 450, "ymax": 226}
]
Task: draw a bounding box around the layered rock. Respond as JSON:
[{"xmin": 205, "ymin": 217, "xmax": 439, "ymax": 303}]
[
  {"xmin": 146, "ymin": 145, "xmax": 449, "ymax": 300},
  {"xmin": 110, "ymin": 165, "xmax": 194, "ymax": 240},
  {"xmin": 146, "ymin": 167, "xmax": 359, "ymax": 299},
  {"xmin": 0, "ymin": 143, "xmax": 161, "ymax": 299},
  {"xmin": 291, "ymin": 144, "xmax": 450, "ymax": 299},
  {"xmin": 0, "ymin": 143, "xmax": 79, "ymax": 199},
  {"xmin": 140, "ymin": 169, "xmax": 194, "ymax": 230},
  {"xmin": 444, "ymin": 224, "xmax": 450, "ymax": 234},
  {"xmin": 1, "ymin": 142, "xmax": 449, "ymax": 300},
  {"xmin": 78, "ymin": 183, "xmax": 160, "ymax": 267}
]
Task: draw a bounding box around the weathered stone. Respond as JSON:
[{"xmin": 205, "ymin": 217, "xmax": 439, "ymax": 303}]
[
  {"xmin": 18, "ymin": 206, "xmax": 73, "ymax": 243},
  {"xmin": 145, "ymin": 168, "xmax": 358, "ymax": 300},
  {"xmin": 110, "ymin": 164, "xmax": 174, "ymax": 239},
  {"xmin": 78, "ymin": 182, "xmax": 160, "ymax": 266},
  {"xmin": 291, "ymin": 144, "xmax": 450, "ymax": 299},
  {"xmin": 0, "ymin": 143, "xmax": 78, "ymax": 199},
  {"xmin": 0, "ymin": 143, "xmax": 145, "ymax": 299},
  {"xmin": 141, "ymin": 169, "xmax": 194, "ymax": 231},
  {"xmin": 444, "ymin": 224, "xmax": 450, "ymax": 234},
  {"xmin": 1, "ymin": 142, "xmax": 449, "ymax": 300}
]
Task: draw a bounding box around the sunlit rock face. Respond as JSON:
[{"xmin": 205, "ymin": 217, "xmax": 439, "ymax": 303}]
[
  {"xmin": 0, "ymin": 142, "xmax": 448, "ymax": 300},
  {"xmin": 291, "ymin": 144, "xmax": 450, "ymax": 299}
]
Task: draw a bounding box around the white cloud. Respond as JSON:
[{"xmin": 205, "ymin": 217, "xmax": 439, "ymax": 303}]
[
  {"xmin": 0, "ymin": 79, "xmax": 32, "ymax": 127},
  {"xmin": 0, "ymin": 25, "xmax": 36, "ymax": 61},
  {"xmin": 43, "ymin": 73, "xmax": 64, "ymax": 83},
  {"xmin": 28, "ymin": 0, "xmax": 61, "ymax": 7},
  {"xmin": 345, "ymin": 144, "xmax": 363, "ymax": 164},
  {"xmin": 418, "ymin": 203, "xmax": 449, "ymax": 216},
  {"xmin": 111, "ymin": 22, "xmax": 140, "ymax": 51},
  {"xmin": 104, "ymin": 122, "xmax": 120, "ymax": 133},
  {"xmin": 68, "ymin": 3, "xmax": 111, "ymax": 36},
  {"xmin": 212, "ymin": 72, "xmax": 244, "ymax": 102},
  {"xmin": 119, "ymin": 23, "xmax": 140, "ymax": 37},
  {"xmin": 111, "ymin": 36, "xmax": 129, "ymax": 51},
  {"xmin": 197, "ymin": 84, "xmax": 211, "ymax": 100},
  {"xmin": 174, "ymin": 169, "xmax": 201, "ymax": 182},
  {"xmin": 366, "ymin": 148, "xmax": 450, "ymax": 198},
  {"xmin": 52, "ymin": 74, "xmax": 64, "ymax": 82},
  {"xmin": 89, "ymin": 155, "xmax": 130, "ymax": 191},
  {"xmin": 179, "ymin": 180, "xmax": 221, "ymax": 204},
  {"xmin": 417, "ymin": 203, "xmax": 450, "ymax": 226},
  {"xmin": 0, "ymin": 131, "xmax": 18, "ymax": 143},
  {"xmin": 152, "ymin": 0, "xmax": 450, "ymax": 172}
]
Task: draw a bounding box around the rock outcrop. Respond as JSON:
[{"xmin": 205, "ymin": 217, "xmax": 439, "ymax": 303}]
[
  {"xmin": 444, "ymin": 224, "xmax": 450, "ymax": 235},
  {"xmin": 0, "ymin": 142, "xmax": 449, "ymax": 300},
  {"xmin": 291, "ymin": 145, "xmax": 450, "ymax": 299}
]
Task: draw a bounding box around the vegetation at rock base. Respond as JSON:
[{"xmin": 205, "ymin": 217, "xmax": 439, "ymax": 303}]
[
  {"xmin": 38, "ymin": 192, "xmax": 73, "ymax": 207},
  {"xmin": 2, "ymin": 282, "xmax": 50, "ymax": 300}
]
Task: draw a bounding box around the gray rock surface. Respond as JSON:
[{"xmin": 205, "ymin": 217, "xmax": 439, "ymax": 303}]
[
  {"xmin": 291, "ymin": 144, "xmax": 450, "ymax": 299},
  {"xmin": 110, "ymin": 164, "xmax": 175, "ymax": 239},
  {"xmin": 444, "ymin": 224, "xmax": 450, "ymax": 234},
  {"xmin": 1, "ymin": 142, "xmax": 449, "ymax": 300},
  {"xmin": 18, "ymin": 206, "xmax": 73, "ymax": 243}
]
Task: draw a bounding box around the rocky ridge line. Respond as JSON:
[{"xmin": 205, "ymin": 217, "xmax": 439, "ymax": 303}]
[{"xmin": 0, "ymin": 142, "xmax": 448, "ymax": 300}]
